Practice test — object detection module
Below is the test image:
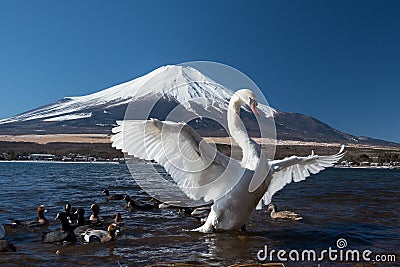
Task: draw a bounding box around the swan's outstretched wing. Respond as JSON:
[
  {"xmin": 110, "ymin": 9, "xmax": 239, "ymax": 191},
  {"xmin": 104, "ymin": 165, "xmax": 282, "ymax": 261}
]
[
  {"xmin": 111, "ymin": 119, "xmax": 244, "ymax": 202},
  {"xmin": 257, "ymin": 146, "xmax": 345, "ymax": 209}
]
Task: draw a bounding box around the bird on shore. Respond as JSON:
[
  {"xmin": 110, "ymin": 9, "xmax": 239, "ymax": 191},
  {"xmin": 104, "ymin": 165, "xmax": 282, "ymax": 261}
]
[
  {"xmin": 42, "ymin": 212, "xmax": 76, "ymax": 243},
  {"xmin": 266, "ymin": 203, "xmax": 303, "ymax": 220},
  {"xmin": 82, "ymin": 223, "xmax": 118, "ymax": 243},
  {"xmin": 103, "ymin": 189, "xmax": 124, "ymax": 201},
  {"xmin": 112, "ymin": 89, "xmax": 345, "ymax": 232}
]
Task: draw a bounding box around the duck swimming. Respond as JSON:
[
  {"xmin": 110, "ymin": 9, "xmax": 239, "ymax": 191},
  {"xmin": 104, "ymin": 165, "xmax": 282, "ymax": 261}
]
[
  {"xmin": 65, "ymin": 203, "xmax": 78, "ymax": 223},
  {"xmin": 89, "ymin": 204, "xmax": 102, "ymax": 225},
  {"xmin": 10, "ymin": 205, "xmax": 50, "ymax": 231},
  {"xmin": 114, "ymin": 213, "xmax": 126, "ymax": 234},
  {"xmin": 103, "ymin": 189, "xmax": 124, "ymax": 201},
  {"xmin": 266, "ymin": 203, "xmax": 303, "ymax": 220},
  {"xmin": 124, "ymin": 195, "xmax": 157, "ymax": 211},
  {"xmin": 82, "ymin": 223, "xmax": 117, "ymax": 243},
  {"xmin": 42, "ymin": 212, "xmax": 76, "ymax": 243},
  {"xmin": 72, "ymin": 208, "xmax": 93, "ymax": 237}
]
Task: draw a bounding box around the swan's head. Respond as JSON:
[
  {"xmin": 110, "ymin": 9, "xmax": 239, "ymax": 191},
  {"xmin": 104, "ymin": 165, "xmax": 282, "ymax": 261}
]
[{"xmin": 234, "ymin": 89, "xmax": 259, "ymax": 116}]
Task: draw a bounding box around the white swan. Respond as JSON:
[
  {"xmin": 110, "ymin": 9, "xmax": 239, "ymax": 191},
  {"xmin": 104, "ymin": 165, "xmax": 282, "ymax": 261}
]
[{"xmin": 111, "ymin": 89, "xmax": 345, "ymax": 233}]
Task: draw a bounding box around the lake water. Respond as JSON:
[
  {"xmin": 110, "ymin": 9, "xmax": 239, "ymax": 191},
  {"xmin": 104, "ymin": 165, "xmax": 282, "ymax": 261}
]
[{"xmin": 0, "ymin": 162, "xmax": 398, "ymax": 266}]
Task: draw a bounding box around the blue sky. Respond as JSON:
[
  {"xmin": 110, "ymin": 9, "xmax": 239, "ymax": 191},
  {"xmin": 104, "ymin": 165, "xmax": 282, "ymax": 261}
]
[{"xmin": 0, "ymin": 0, "xmax": 399, "ymax": 143}]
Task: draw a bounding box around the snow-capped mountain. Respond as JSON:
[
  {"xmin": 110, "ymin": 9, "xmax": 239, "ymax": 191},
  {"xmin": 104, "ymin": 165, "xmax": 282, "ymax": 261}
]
[
  {"xmin": 0, "ymin": 65, "xmax": 397, "ymax": 147},
  {"xmin": 0, "ymin": 65, "xmax": 273, "ymax": 125},
  {"xmin": 0, "ymin": 65, "xmax": 231, "ymax": 124}
]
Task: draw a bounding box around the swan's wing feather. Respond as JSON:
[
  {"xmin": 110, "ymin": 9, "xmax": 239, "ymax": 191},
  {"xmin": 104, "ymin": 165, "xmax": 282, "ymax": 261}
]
[
  {"xmin": 111, "ymin": 119, "xmax": 243, "ymax": 202},
  {"xmin": 257, "ymin": 146, "xmax": 345, "ymax": 208}
]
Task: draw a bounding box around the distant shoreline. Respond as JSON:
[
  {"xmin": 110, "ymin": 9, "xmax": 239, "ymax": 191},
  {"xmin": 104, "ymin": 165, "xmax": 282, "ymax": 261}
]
[
  {"xmin": 334, "ymin": 166, "xmax": 400, "ymax": 170},
  {"xmin": 0, "ymin": 160, "xmax": 120, "ymax": 164},
  {"xmin": 0, "ymin": 134, "xmax": 399, "ymax": 166}
]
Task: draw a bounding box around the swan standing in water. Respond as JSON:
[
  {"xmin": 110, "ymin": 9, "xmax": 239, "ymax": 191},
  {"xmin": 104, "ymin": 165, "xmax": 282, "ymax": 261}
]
[{"xmin": 111, "ymin": 89, "xmax": 345, "ymax": 233}]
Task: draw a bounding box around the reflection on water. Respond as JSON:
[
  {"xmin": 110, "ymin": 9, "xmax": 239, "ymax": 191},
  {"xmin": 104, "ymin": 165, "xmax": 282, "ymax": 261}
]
[{"xmin": 0, "ymin": 162, "xmax": 398, "ymax": 266}]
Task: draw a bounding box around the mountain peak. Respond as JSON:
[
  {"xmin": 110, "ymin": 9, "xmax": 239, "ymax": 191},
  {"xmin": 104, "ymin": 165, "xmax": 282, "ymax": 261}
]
[{"xmin": 0, "ymin": 65, "xmax": 234, "ymax": 125}]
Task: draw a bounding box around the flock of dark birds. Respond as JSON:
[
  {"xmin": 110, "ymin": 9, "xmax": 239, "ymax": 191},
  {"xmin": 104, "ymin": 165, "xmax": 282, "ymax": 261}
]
[
  {"xmin": 0, "ymin": 188, "xmax": 301, "ymax": 253},
  {"xmin": 0, "ymin": 189, "xmax": 213, "ymax": 252}
]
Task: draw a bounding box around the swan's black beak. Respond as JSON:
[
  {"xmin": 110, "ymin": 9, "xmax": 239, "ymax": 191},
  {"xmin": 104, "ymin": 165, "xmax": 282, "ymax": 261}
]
[{"xmin": 250, "ymin": 101, "xmax": 259, "ymax": 116}]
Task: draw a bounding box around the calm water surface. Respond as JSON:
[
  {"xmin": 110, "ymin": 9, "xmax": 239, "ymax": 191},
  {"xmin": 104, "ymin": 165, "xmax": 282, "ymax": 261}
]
[{"xmin": 0, "ymin": 162, "xmax": 399, "ymax": 266}]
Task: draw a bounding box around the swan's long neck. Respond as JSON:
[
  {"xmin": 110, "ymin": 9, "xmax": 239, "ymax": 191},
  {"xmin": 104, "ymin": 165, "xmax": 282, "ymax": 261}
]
[{"xmin": 227, "ymin": 94, "xmax": 259, "ymax": 168}]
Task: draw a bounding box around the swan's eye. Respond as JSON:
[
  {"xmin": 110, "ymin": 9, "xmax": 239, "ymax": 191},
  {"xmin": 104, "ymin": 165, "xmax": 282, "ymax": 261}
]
[{"xmin": 249, "ymin": 98, "xmax": 258, "ymax": 106}]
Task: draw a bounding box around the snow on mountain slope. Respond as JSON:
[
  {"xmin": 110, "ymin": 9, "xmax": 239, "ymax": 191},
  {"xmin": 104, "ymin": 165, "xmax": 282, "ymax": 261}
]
[
  {"xmin": 43, "ymin": 113, "xmax": 92, "ymax": 122},
  {"xmin": 1, "ymin": 65, "xmax": 272, "ymax": 124}
]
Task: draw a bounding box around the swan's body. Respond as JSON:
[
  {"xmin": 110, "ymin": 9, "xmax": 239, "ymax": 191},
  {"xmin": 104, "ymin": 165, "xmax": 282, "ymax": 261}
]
[
  {"xmin": 266, "ymin": 203, "xmax": 302, "ymax": 220},
  {"xmin": 111, "ymin": 89, "xmax": 345, "ymax": 232}
]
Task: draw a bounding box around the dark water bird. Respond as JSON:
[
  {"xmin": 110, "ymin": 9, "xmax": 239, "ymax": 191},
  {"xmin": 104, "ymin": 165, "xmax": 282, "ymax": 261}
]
[
  {"xmin": 103, "ymin": 189, "xmax": 124, "ymax": 201},
  {"xmin": 72, "ymin": 208, "xmax": 92, "ymax": 237},
  {"xmin": 27, "ymin": 205, "xmax": 49, "ymax": 230},
  {"xmin": 7, "ymin": 205, "xmax": 50, "ymax": 231},
  {"xmin": 87, "ymin": 204, "xmax": 116, "ymax": 226},
  {"xmin": 0, "ymin": 240, "xmax": 16, "ymax": 252},
  {"xmin": 89, "ymin": 204, "xmax": 102, "ymax": 225},
  {"xmin": 82, "ymin": 223, "xmax": 118, "ymax": 243},
  {"xmin": 75, "ymin": 208, "xmax": 86, "ymax": 226},
  {"xmin": 0, "ymin": 225, "xmax": 4, "ymax": 239},
  {"xmin": 65, "ymin": 203, "xmax": 78, "ymax": 223},
  {"xmin": 266, "ymin": 203, "xmax": 303, "ymax": 220},
  {"xmin": 42, "ymin": 212, "xmax": 76, "ymax": 243},
  {"xmin": 124, "ymin": 195, "xmax": 157, "ymax": 211},
  {"xmin": 158, "ymin": 200, "xmax": 183, "ymax": 209},
  {"xmin": 114, "ymin": 213, "xmax": 126, "ymax": 234}
]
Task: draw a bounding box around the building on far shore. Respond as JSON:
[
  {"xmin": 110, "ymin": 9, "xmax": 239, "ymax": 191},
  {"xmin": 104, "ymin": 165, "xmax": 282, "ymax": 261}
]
[{"xmin": 29, "ymin": 154, "xmax": 56, "ymax": 161}]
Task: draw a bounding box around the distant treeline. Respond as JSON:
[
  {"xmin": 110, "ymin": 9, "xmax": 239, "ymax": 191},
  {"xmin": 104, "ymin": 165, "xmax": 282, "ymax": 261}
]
[{"xmin": 0, "ymin": 141, "xmax": 399, "ymax": 164}]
